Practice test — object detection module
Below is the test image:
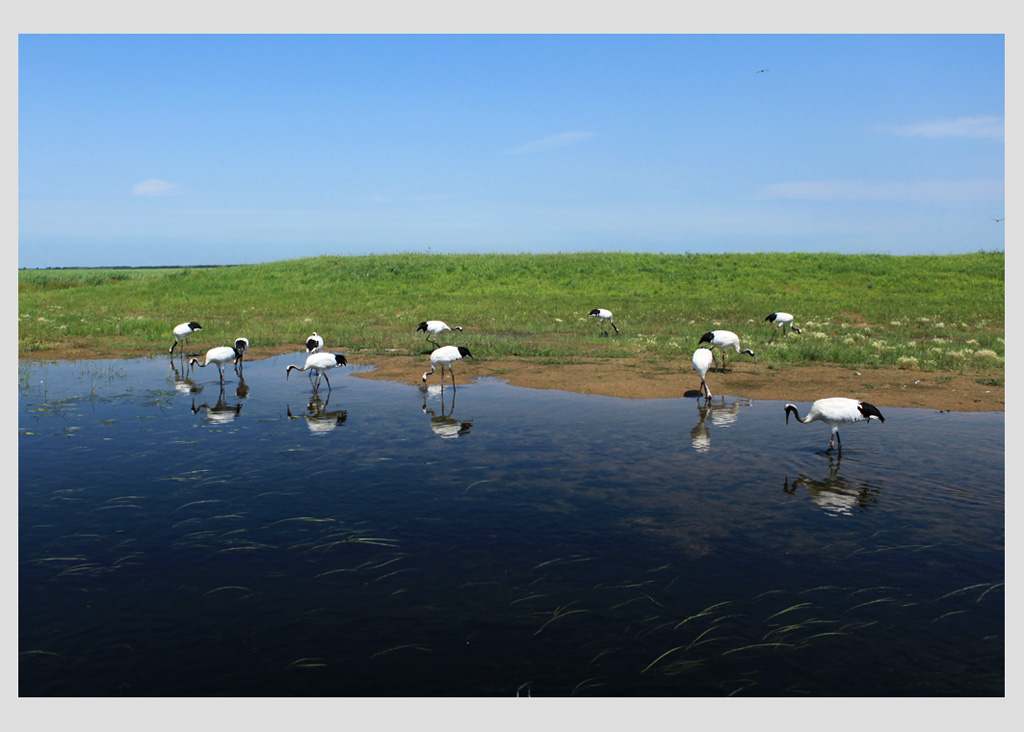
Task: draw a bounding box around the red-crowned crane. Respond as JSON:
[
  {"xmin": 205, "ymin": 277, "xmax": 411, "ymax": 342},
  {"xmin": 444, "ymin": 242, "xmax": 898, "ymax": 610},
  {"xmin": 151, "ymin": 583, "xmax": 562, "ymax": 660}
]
[
  {"xmin": 305, "ymin": 332, "xmax": 324, "ymax": 353},
  {"xmin": 698, "ymin": 330, "xmax": 754, "ymax": 371},
  {"xmin": 233, "ymin": 338, "xmax": 249, "ymax": 375},
  {"xmin": 301, "ymin": 333, "xmax": 325, "ymax": 385},
  {"xmin": 286, "ymin": 352, "xmax": 348, "ymax": 392},
  {"xmin": 188, "ymin": 343, "xmax": 245, "ymax": 382},
  {"xmin": 588, "ymin": 308, "xmax": 619, "ymax": 336},
  {"xmin": 692, "ymin": 347, "xmax": 714, "ymax": 399},
  {"xmin": 416, "ymin": 320, "xmax": 463, "ymax": 347},
  {"xmin": 422, "ymin": 345, "xmax": 473, "ymax": 391},
  {"xmin": 784, "ymin": 398, "xmax": 885, "ymax": 453},
  {"xmin": 765, "ymin": 312, "xmax": 802, "ymax": 342},
  {"xmin": 169, "ymin": 321, "xmax": 202, "ymax": 355}
]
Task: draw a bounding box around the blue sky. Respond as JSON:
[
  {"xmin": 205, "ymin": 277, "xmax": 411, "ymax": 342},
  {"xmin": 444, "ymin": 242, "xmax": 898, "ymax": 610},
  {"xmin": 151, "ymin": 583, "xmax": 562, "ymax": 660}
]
[{"xmin": 18, "ymin": 33, "xmax": 1005, "ymax": 268}]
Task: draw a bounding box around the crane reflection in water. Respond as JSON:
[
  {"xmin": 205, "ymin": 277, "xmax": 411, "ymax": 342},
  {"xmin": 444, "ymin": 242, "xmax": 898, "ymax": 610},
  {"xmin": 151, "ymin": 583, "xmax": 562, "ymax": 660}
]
[
  {"xmin": 689, "ymin": 395, "xmax": 753, "ymax": 452},
  {"xmin": 783, "ymin": 452, "xmax": 881, "ymax": 515},
  {"xmin": 421, "ymin": 384, "xmax": 473, "ymax": 439},
  {"xmin": 190, "ymin": 381, "xmax": 245, "ymax": 424},
  {"xmin": 287, "ymin": 393, "xmax": 348, "ymax": 434},
  {"xmin": 168, "ymin": 360, "xmax": 201, "ymax": 395}
]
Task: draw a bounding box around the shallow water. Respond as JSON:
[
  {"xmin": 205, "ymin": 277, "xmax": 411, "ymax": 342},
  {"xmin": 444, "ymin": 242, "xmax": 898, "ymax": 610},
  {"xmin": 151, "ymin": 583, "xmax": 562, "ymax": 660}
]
[{"xmin": 19, "ymin": 355, "xmax": 1004, "ymax": 696}]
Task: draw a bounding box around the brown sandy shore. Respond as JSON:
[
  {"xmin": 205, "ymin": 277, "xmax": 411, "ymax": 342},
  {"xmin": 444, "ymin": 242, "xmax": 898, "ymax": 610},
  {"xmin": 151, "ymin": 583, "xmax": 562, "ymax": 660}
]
[
  {"xmin": 29, "ymin": 345, "xmax": 1000, "ymax": 412},
  {"xmin": 352, "ymin": 354, "xmax": 1004, "ymax": 412}
]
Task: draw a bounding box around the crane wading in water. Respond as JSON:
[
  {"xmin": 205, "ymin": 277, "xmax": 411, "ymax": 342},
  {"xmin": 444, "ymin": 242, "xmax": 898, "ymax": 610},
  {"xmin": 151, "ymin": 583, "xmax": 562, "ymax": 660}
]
[
  {"xmin": 784, "ymin": 398, "xmax": 885, "ymax": 453},
  {"xmin": 422, "ymin": 345, "xmax": 474, "ymax": 391}
]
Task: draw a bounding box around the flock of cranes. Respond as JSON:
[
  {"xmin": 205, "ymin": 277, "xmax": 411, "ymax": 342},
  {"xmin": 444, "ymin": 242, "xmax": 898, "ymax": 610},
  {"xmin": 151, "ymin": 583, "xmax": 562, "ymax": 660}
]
[
  {"xmin": 170, "ymin": 307, "xmax": 884, "ymax": 454},
  {"xmin": 686, "ymin": 312, "xmax": 883, "ymax": 453}
]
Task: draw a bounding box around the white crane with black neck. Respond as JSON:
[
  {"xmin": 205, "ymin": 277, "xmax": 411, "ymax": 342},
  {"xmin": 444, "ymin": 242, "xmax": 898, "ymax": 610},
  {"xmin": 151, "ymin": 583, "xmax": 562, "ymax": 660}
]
[
  {"xmin": 784, "ymin": 398, "xmax": 885, "ymax": 453},
  {"xmin": 286, "ymin": 352, "xmax": 349, "ymax": 392},
  {"xmin": 416, "ymin": 320, "xmax": 463, "ymax": 347},
  {"xmin": 765, "ymin": 312, "xmax": 801, "ymax": 342},
  {"xmin": 588, "ymin": 308, "xmax": 619, "ymax": 336},
  {"xmin": 188, "ymin": 342, "xmax": 246, "ymax": 383},
  {"xmin": 698, "ymin": 330, "xmax": 754, "ymax": 371},
  {"xmin": 692, "ymin": 347, "xmax": 714, "ymax": 399},
  {"xmin": 169, "ymin": 321, "xmax": 202, "ymax": 355},
  {"xmin": 305, "ymin": 332, "xmax": 324, "ymax": 353},
  {"xmin": 422, "ymin": 345, "xmax": 473, "ymax": 391}
]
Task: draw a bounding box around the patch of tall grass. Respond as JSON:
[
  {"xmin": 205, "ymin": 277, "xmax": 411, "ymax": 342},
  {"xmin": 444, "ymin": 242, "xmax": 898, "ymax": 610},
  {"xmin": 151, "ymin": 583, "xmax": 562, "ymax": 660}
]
[{"xmin": 18, "ymin": 252, "xmax": 1004, "ymax": 375}]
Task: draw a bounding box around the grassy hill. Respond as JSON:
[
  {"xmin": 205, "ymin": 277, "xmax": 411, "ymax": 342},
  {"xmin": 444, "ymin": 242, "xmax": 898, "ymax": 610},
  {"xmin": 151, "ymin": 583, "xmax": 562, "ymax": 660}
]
[{"xmin": 18, "ymin": 251, "xmax": 1004, "ymax": 376}]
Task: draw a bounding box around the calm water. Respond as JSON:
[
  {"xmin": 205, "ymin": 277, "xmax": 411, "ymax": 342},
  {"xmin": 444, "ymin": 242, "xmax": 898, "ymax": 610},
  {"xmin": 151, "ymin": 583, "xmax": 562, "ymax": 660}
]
[{"xmin": 19, "ymin": 355, "xmax": 1004, "ymax": 696}]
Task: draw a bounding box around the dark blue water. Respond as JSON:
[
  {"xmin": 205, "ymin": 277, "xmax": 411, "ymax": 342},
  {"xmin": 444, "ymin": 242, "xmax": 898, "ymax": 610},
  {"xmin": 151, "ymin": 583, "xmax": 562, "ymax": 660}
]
[{"xmin": 19, "ymin": 356, "xmax": 1004, "ymax": 696}]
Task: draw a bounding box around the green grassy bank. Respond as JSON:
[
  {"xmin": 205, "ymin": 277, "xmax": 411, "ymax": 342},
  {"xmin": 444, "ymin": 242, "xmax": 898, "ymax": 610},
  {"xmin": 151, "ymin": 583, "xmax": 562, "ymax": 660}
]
[{"xmin": 18, "ymin": 252, "xmax": 1004, "ymax": 376}]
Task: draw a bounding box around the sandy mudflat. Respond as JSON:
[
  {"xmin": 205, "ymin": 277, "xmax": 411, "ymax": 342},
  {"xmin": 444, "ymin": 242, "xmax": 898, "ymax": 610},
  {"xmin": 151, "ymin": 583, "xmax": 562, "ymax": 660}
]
[{"xmin": 353, "ymin": 354, "xmax": 1003, "ymax": 413}]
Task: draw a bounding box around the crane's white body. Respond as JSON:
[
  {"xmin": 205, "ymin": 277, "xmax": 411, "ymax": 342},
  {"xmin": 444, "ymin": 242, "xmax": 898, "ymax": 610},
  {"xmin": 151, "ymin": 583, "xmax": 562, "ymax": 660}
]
[
  {"xmin": 170, "ymin": 321, "xmax": 202, "ymax": 354},
  {"xmin": 422, "ymin": 345, "xmax": 473, "ymax": 390},
  {"xmin": 698, "ymin": 330, "xmax": 754, "ymax": 370},
  {"xmin": 286, "ymin": 352, "xmax": 348, "ymax": 392},
  {"xmin": 306, "ymin": 332, "xmax": 324, "ymax": 353},
  {"xmin": 189, "ymin": 345, "xmax": 243, "ymax": 382},
  {"xmin": 766, "ymin": 312, "xmax": 801, "ymax": 341},
  {"xmin": 692, "ymin": 347, "xmax": 714, "ymax": 398},
  {"xmin": 588, "ymin": 308, "xmax": 619, "ymax": 335},
  {"xmin": 784, "ymin": 398, "xmax": 885, "ymax": 453},
  {"xmin": 417, "ymin": 320, "xmax": 462, "ymax": 346}
]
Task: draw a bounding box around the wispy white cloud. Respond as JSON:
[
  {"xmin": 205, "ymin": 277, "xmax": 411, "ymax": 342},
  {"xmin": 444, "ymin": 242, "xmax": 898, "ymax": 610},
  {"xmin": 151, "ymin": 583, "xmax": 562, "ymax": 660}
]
[
  {"xmin": 754, "ymin": 179, "xmax": 1003, "ymax": 202},
  {"xmin": 132, "ymin": 179, "xmax": 182, "ymax": 196},
  {"xmin": 876, "ymin": 115, "xmax": 1004, "ymax": 139},
  {"xmin": 505, "ymin": 131, "xmax": 598, "ymax": 155}
]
